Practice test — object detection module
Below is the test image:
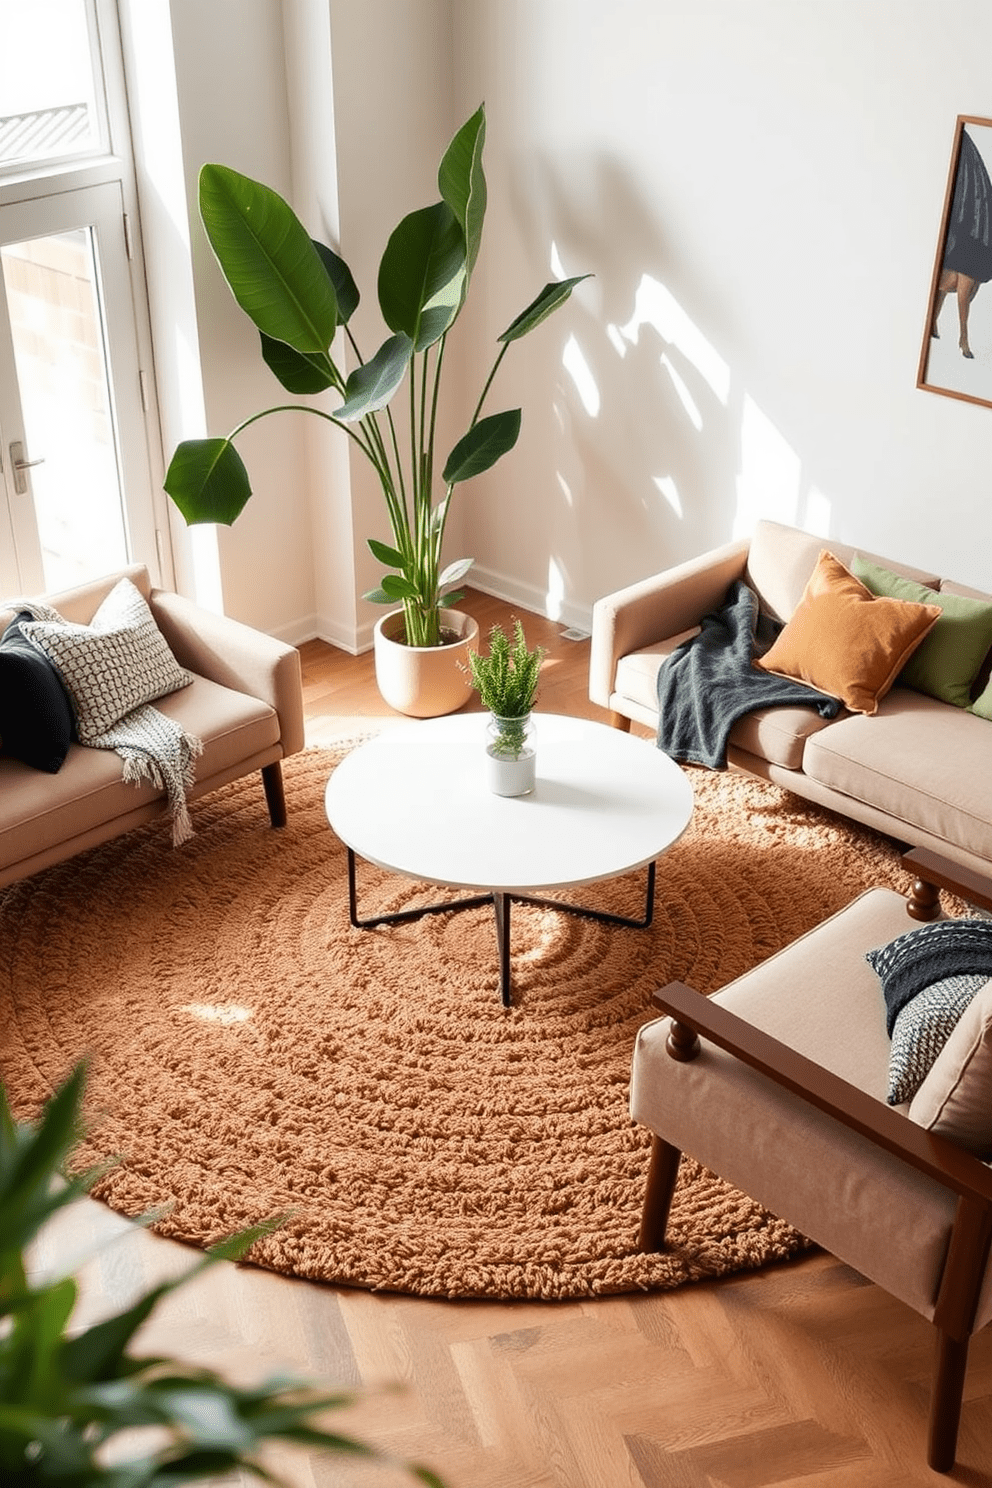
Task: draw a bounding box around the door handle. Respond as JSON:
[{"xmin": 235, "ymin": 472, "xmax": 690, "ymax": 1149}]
[{"xmin": 10, "ymin": 440, "xmax": 44, "ymax": 495}]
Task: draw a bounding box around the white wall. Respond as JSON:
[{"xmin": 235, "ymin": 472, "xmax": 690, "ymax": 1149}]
[
  {"xmin": 448, "ymin": 0, "xmax": 992, "ymax": 612},
  {"xmin": 145, "ymin": 0, "xmax": 992, "ymax": 641}
]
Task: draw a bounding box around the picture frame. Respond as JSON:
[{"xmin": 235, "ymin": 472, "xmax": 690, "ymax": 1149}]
[{"xmin": 918, "ymin": 115, "xmax": 992, "ymax": 410}]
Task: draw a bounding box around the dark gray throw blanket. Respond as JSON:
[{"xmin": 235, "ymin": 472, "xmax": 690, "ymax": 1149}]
[
  {"xmin": 866, "ymin": 919, "xmax": 992, "ymax": 1035},
  {"xmin": 656, "ymin": 578, "xmax": 841, "ymax": 768}
]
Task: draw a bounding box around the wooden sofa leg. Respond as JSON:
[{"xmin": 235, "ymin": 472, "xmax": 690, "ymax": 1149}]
[
  {"xmin": 609, "ymin": 711, "xmax": 632, "ymax": 733},
  {"xmin": 638, "ymin": 1135, "xmax": 682, "ymax": 1253},
  {"xmin": 261, "ymin": 762, "xmax": 287, "ymax": 828},
  {"xmin": 928, "ymin": 1330, "xmax": 970, "ymax": 1473}
]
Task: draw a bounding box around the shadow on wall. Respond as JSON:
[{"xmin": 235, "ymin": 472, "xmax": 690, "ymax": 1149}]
[{"xmin": 506, "ymin": 154, "xmax": 837, "ymax": 606}]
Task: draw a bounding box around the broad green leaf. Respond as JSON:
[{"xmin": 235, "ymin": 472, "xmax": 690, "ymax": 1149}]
[
  {"xmin": 164, "ymin": 439, "xmax": 252, "ymax": 526},
  {"xmin": 438, "ymin": 557, "xmax": 474, "ymax": 588},
  {"xmin": 378, "ymin": 202, "xmax": 465, "ymax": 349},
  {"xmin": 313, "ymin": 241, "xmax": 359, "ymax": 323},
  {"xmin": 381, "ymin": 574, "xmax": 421, "ymax": 600},
  {"xmin": 334, "ymin": 334, "xmax": 412, "ymax": 421},
  {"xmin": 368, "ymin": 538, "xmax": 405, "ymax": 567},
  {"xmin": 442, "ymin": 410, "xmax": 521, "ymax": 485},
  {"xmin": 362, "ymin": 586, "xmax": 394, "ymax": 605},
  {"xmin": 199, "ymin": 164, "xmax": 337, "ymax": 353},
  {"xmin": 260, "ymin": 334, "xmax": 335, "ymax": 394},
  {"xmin": 438, "ymin": 106, "xmax": 487, "ymax": 281},
  {"xmin": 498, "ymin": 275, "xmax": 592, "ymax": 344}
]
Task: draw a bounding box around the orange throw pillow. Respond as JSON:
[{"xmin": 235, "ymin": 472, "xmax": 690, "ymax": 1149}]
[{"xmin": 754, "ymin": 551, "xmax": 942, "ymax": 715}]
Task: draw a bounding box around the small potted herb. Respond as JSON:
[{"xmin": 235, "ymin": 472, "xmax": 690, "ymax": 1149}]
[{"xmin": 468, "ymin": 620, "xmax": 546, "ymax": 795}]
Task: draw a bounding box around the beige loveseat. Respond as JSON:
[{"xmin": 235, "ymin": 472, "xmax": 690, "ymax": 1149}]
[
  {"xmin": 0, "ymin": 565, "xmax": 304, "ymax": 889},
  {"xmin": 590, "ymin": 520, "xmax": 992, "ymax": 877}
]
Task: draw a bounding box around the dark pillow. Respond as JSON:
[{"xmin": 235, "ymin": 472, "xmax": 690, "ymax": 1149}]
[{"xmin": 0, "ymin": 611, "xmax": 76, "ymax": 772}]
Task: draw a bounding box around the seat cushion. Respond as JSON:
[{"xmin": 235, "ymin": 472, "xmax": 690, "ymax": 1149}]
[
  {"xmin": 801, "ymin": 689, "xmax": 992, "ymax": 863},
  {"xmin": 0, "ymin": 674, "xmax": 279, "ymax": 867}
]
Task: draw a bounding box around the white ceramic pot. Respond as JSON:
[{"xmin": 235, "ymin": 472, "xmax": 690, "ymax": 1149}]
[{"xmin": 373, "ymin": 608, "xmax": 479, "ymax": 718}]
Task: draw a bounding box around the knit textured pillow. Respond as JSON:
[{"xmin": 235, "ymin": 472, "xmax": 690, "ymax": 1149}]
[
  {"xmin": 887, "ymin": 973, "xmax": 989, "ymax": 1104},
  {"xmin": 754, "ymin": 550, "xmax": 942, "ymax": 714},
  {"xmin": 20, "ymin": 578, "xmax": 191, "ymax": 744},
  {"xmin": 866, "ymin": 917, "xmax": 992, "ymax": 1104}
]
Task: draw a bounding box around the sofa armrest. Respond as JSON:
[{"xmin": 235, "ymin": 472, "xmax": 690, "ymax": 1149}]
[
  {"xmin": 903, "ymin": 848, "xmax": 992, "ymax": 920},
  {"xmin": 150, "ymin": 590, "xmax": 305, "ymax": 758},
  {"xmin": 588, "ymin": 538, "xmax": 750, "ymax": 709},
  {"xmin": 650, "ymin": 980, "xmax": 992, "ymax": 1204}
]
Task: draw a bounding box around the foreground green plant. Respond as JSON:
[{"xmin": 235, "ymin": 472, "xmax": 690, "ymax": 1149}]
[
  {"xmin": 0, "ymin": 1064, "xmax": 443, "ymax": 1487},
  {"xmin": 469, "ymin": 620, "xmax": 545, "ymax": 758},
  {"xmin": 164, "ymin": 104, "xmax": 589, "ymax": 649}
]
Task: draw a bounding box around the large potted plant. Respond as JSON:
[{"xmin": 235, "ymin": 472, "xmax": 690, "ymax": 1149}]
[{"xmin": 164, "ymin": 105, "xmax": 587, "ymax": 717}]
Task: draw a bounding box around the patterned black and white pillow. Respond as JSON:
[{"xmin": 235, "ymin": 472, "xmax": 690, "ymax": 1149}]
[
  {"xmin": 888, "ymin": 973, "xmax": 989, "ymax": 1104},
  {"xmin": 21, "ymin": 578, "xmax": 191, "ymax": 744}
]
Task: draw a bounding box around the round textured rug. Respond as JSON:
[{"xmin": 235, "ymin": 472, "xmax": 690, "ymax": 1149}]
[{"xmin": 0, "ymin": 742, "xmax": 922, "ymax": 1299}]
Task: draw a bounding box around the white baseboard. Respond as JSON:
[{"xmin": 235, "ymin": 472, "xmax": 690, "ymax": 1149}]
[
  {"xmin": 270, "ymin": 575, "xmax": 594, "ymax": 654},
  {"xmin": 468, "ymin": 564, "xmax": 594, "ymax": 636}
]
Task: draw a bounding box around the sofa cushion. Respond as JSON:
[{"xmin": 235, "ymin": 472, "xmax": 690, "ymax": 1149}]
[
  {"xmin": 614, "ymin": 629, "xmax": 700, "ymax": 713},
  {"xmin": 21, "ymin": 577, "xmax": 191, "ymax": 743},
  {"xmin": 910, "ymin": 979, "xmax": 992, "ymax": 1157},
  {"xmin": 754, "ymin": 551, "xmax": 942, "ymax": 715},
  {"xmin": 801, "ymin": 690, "xmax": 992, "ymax": 862},
  {"xmin": 0, "ymin": 612, "xmax": 76, "ymax": 773},
  {"xmin": 851, "ymin": 555, "xmax": 992, "ymax": 708},
  {"xmin": 744, "ymin": 519, "xmax": 941, "ymax": 625}
]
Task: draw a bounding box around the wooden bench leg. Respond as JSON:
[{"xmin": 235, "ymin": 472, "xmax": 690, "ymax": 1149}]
[
  {"xmin": 638, "ymin": 1135, "xmax": 682, "ymax": 1253},
  {"xmin": 928, "ymin": 1330, "xmax": 969, "ymax": 1473},
  {"xmin": 261, "ymin": 761, "xmax": 287, "ymax": 828}
]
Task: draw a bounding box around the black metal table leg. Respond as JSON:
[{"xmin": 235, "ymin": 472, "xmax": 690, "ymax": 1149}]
[
  {"xmin": 492, "ymin": 891, "xmax": 512, "ymax": 1008},
  {"xmin": 344, "ymin": 848, "xmax": 657, "ymax": 1005},
  {"xmin": 346, "ymin": 847, "xmax": 491, "ymax": 929}
]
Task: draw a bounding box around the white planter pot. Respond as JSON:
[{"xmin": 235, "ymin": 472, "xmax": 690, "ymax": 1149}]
[{"xmin": 373, "ymin": 608, "xmax": 479, "ymax": 718}]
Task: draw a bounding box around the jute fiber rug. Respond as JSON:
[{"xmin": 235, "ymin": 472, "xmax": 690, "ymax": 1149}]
[{"xmin": 0, "ymin": 741, "xmax": 922, "ymax": 1299}]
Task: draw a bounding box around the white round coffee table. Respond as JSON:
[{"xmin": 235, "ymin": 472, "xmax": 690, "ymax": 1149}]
[{"xmin": 324, "ymin": 712, "xmax": 693, "ymax": 1006}]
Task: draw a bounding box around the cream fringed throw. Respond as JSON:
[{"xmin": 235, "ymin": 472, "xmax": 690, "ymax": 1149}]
[
  {"xmin": 11, "ymin": 582, "xmax": 202, "ymax": 845},
  {"xmin": 0, "ymin": 745, "xmax": 958, "ymax": 1301}
]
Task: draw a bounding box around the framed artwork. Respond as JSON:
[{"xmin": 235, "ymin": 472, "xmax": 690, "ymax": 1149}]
[{"xmin": 918, "ymin": 115, "xmax": 992, "ymax": 409}]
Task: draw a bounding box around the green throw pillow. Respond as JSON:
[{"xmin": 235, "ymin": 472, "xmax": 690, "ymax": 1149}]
[{"xmin": 851, "ymin": 555, "xmax": 992, "ymax": 708}]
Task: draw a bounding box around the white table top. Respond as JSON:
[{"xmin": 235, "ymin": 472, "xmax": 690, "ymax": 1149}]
[{"xmin": 324, "ymin": 713, "xmax": 693, "ymax": 894}]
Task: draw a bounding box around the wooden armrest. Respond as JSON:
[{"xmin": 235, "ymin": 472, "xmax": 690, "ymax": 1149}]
[
  {"xmin": 902, "ymin": 848, "xmax": 992, "ymax": 918},
  {"xmin": 651, "ymin": 981, "xmax": 992, "ymax": 1205}
]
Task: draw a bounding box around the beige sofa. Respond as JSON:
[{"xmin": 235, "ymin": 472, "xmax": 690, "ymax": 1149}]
[
  {"xmin": 0, "ymin": 565, "xmax": 305, "ymax": 889},
  {"xmin": 590, "ymin": 520, "xmax": 992, "ymax": 877}
]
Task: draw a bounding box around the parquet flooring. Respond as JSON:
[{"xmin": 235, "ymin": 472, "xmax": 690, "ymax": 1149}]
[{"xmin": 26, "ymin": 590, "xmax": 992, "ymax": 1485}]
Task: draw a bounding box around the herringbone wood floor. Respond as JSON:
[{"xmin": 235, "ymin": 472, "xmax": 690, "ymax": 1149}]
[{"xmin": 30, "ymin": 591, "xmax": 992, "ymax": 1486}]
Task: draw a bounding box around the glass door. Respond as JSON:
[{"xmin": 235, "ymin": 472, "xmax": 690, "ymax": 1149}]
[{"xmin": 0, "ymin": 181, "xmax": 157, "ymax": 596}]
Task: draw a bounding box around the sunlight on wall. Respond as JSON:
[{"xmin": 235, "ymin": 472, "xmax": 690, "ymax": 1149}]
[
  {"xmin": 562, "ymin": 334, "xmax": 600, "ymax": 417},
  {"xmin": 804, "ymin": 485, "xmax": 833, "ymax": 535},
  {"xmin": 616, "ymin": 274, "xmax": 730, "ymax": 405},
  {"xmin": 547, "ymin": 555, "xmax": 566, "ymax": 620},
  {"xmin": 734, "ymin": 394, "xmax": 802, "ymax": 538},
  {"xmin": 654, "ymin": 475, "xmax": 683, "ymax": 517},
  {"xmin": 660, "ymin": 354, "xmax": 703, "ymax": 431}
]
